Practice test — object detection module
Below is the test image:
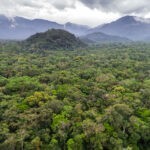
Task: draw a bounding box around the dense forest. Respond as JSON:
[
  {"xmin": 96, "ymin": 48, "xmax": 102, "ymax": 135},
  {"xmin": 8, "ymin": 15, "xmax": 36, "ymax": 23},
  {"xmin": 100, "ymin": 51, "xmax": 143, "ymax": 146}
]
[
  {"xmin": 0, "ymin": 42, "xmax": 150, "ymax": 150},
  {"xmin": 23, "ymin": 29, "xmax": 85, "ymax": 51}
]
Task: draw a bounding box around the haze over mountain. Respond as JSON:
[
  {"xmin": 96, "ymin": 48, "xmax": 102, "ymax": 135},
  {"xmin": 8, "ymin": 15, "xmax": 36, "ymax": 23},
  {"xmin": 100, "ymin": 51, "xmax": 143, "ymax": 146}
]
[
  {"xmin": 64, "ymin": 22, "xmax": 90, "ymax": 36},
  {"xmin": 90, "ymin": 16, "xmax": 150, "ymax": 41},
  {"xmin": 80, "ymin": 32, "xmax": 131, "ymax": 44},
  {"xmin": 1, "ymin": 14, "xmax": 150, "ymax": 41},
  {"xmin": 0, "ymin": 15, "xmax": 90, "ymax": 40}
]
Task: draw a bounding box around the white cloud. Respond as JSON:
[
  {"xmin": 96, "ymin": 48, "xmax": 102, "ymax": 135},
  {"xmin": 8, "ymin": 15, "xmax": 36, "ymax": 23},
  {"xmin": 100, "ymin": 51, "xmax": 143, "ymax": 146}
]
[
  {"xmin": 80, "ymin": 0, "xmax": 150, "ymax": 14},
  {"xmin": 0, "ymin": 0, "xmax": 150, "ymax": 26},
  {"xmin": 49, "ymin": 1, "xmax": 121, "ymax": 27}
]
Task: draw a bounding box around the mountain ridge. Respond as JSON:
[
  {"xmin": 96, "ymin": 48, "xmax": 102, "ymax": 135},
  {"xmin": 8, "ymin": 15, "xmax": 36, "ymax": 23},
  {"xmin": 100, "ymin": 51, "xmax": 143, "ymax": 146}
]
[
  {"xmin": 90, "ymin": 16, "xmax": 150, "ymax": 41},
  {"xmin": 0, "ymin": 15, "xmax": 90, "ymax": 40},
  {"xmin": 80, "ymin": 32, "xmax": 131, "ymax": 44},
  {"xmin": 1, "ymin": 14, "xmax": 150, "ymax": 41}
]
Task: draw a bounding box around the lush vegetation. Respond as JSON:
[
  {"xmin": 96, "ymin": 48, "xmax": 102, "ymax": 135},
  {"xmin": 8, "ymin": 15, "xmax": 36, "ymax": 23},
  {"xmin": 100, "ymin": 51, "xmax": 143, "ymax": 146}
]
[
  {"xmin": 23, "ymin": 29, "xmax": 85, "ymax": 51},
  {"xmin": 0, "ymin": 42, "xmax": 150, "ymax": 150}
]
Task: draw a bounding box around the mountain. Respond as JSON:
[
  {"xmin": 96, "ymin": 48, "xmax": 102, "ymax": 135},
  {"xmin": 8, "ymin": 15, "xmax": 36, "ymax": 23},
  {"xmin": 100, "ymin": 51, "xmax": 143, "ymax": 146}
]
[
  {"xmin": 23, "ymin": 29, "xmax": 85, "ymax": 51},
  {"xmin": 0, "ymin": 15, "xmax": 89, "ymax": 40},
  {"xmin": 0, "ymin": 15, "xmax": 63, "ymax": 40},
  {"xmin": 90, "ymin": 16, "xmax": 150, "ymax": 41},
  {"xmin": 80, "ymin": 32, "xmax": 131, "ymax": 44},
  {"xmin": 1, "ymin": 14, "xmax": 150, "ymax": 41}
]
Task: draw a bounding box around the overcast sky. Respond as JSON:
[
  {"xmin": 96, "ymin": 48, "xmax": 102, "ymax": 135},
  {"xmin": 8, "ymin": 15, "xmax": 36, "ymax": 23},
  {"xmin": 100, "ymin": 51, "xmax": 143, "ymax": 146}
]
[{"xmin": 0, "ymin": 0, "xmax": 150, "ymax": 27}]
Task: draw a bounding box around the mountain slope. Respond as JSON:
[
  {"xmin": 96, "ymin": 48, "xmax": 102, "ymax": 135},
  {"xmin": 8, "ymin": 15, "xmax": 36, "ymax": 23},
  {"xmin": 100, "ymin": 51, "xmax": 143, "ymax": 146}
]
[
  {"xmin": 80, "ymin": 32, "xmax": 131, "ymax": 44},
  {"xmin": 0, "ymin": 15, "xmax": 64, "ymax": 40},
  {"xmin": 1, "ymin": 15, "xmax": 150, "ymax": 41},
  {"xmin": 90, "ymin": 16, "xmax": 150, "ymax": 41},
  {"xmin": 23, "ymin": 29, "xmax": 85, "ymax": 51},
  {"xmin": 0, "ymin": 15, "xmax": 89, "ymax": 40}
]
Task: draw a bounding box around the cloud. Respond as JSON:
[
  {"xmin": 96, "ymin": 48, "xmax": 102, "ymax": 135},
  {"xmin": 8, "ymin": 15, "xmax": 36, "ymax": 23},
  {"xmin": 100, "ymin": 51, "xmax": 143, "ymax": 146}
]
[
  {"xmin": 0, "ymin": 0, "xmax": 150, "ymax": 26},
  {"xmin": 21, "ymin": 0, "xmax": 42, "ymax": 8},
  {"xmin": 80, "ymin": 0, "xmax": 150, "ymax": 14},
  {"xmin": 0, "ymin": 0, "xmax": 76, "ymax": 17},
  {"xmin": 50, "ymin": 0, "xmax": 76, "ymax": 9},
  {"xmin": 0, "ymin": 0, "xmax": 55, "ymax": 17},
  {"xmin": 47, "ymin": 1, "xmax": 120, "ymax": 27}
]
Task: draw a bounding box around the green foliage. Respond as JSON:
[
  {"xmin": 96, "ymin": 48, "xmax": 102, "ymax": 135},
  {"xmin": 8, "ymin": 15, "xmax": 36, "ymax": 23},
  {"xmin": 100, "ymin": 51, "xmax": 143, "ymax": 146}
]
[
  {"xmin": 24, "ymin": 29, "xmax": 85, "ymax": 51},
  {"xmin": 0, "ymin": 76, "xmax": 7, "ymax": 87},
  {"xmin": 4, "ymin": 76, "xmax": 43, "ymax": 96},
  {"xmin": 0, "ymin": 43, "xmax": 150, "ymax": 149},
  {"xmin": 25, "ymin": 91, "xmax": 51, "ymax": 107},
  {"xmin": 67, "ymin": 138, "xmax": 75, "ymax": 150}
]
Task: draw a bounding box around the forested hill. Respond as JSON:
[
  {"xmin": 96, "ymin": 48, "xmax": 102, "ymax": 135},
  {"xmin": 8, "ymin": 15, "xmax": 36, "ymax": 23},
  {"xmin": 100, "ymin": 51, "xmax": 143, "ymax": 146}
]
[
  {"xmin": 80, "ymin": 32, "xmax": 131, "ymax": 44},
  {"xmin": 23, "ymin": 29, "xmax": 85, "ymax": 51}
]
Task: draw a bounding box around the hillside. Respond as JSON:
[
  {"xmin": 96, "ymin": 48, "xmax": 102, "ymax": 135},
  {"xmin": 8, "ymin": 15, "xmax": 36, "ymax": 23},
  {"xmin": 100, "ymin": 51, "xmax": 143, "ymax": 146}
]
[
  {"xmin": 80, "ymin": 32, "xmax": 131, "ymax": 44},
  {"xmin": 90, "ymin": 16, "xmax": 150, "ymax": 41},
  {"xmin": 23, "ymin": 29, "xmax": 85, "ymax": 51},
  {"xmin": 0, "ymin": 15, "xmax": 63, "ymax": 40}
]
